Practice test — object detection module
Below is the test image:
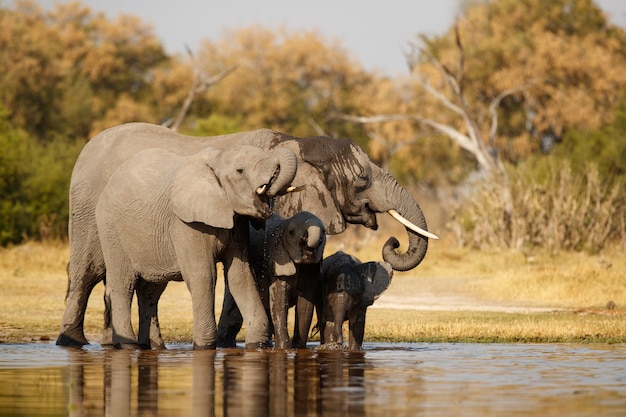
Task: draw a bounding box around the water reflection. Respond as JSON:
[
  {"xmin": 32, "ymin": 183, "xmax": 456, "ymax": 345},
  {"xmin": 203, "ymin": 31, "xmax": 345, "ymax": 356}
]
[
  {"xmin": 62, "ymin": 347, "xmax": 371, "ymax": 417},
  {"xmin": 1, "ymin": 343, "xmax": 625, "ymax": 416}
]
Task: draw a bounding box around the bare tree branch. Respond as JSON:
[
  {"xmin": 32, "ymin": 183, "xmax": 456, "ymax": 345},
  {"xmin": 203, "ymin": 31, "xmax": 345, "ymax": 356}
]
[
  {"xmin": 335, "ymin": 113, "xmax": 492, "ymax": 170},
  {"xmin": 414, "ymin": 75, "xmax": 465, "ymax": 116},
  {"xmin": 169, "ymin": 64, "xmax": 238, "ymax": 132},
  {"xmin": 488, "ymin": 84, "xmax": 532, "ymax": 148}
]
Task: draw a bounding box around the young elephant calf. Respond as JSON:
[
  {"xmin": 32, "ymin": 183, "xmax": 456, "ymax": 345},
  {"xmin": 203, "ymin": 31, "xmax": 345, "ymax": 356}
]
[
  {"xmin": 217, "ymin": 211, "xmax": 326, "ymax": 349},
  {"xmin": 320, "ymin": 251, "xmax": 393, "ymax": 350}
]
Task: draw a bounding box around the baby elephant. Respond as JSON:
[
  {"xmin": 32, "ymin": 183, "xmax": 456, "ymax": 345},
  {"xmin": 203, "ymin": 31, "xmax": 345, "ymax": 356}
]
[
  {"xmin": 217, "ymin": 211, "xmax": 326, "ymax": 349},
  {"xmin": 320, "ymin": 251, "xmax": 393, "ymax": 350}
]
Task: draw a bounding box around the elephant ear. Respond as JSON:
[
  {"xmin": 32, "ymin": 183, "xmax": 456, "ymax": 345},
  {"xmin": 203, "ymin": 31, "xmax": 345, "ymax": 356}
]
[
  {"xmin": 170, "ymin": 149, "xmax": 235, "ymax": 229},
  {"xmin": 274, "ymin": 162, "xmax": 345, "ymax": 234},
  {"xmin": 360, "ymin": 261, "xmax": 393, "ymax": 306}
]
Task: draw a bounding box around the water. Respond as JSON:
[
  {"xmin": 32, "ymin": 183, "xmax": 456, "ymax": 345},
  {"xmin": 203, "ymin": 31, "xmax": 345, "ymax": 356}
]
[{"xmin": 0, "ymin": 342, "xmax": 625, "ymax": 416}]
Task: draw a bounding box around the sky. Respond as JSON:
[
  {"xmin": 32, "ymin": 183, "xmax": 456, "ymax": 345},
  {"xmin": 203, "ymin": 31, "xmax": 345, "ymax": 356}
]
[{"xmin": 32, "ymin": 0, "xmax": 626, "ymax": 76}]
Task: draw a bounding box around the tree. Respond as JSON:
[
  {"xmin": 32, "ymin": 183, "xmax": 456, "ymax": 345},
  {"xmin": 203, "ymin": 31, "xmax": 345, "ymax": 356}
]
[
  {"xmin": 189, "ymin": 26, "xmax": 372, "ymax": 139},
  {"xmin": 0, "ymin": 1, "xmax": 168, "ymax": 139}
]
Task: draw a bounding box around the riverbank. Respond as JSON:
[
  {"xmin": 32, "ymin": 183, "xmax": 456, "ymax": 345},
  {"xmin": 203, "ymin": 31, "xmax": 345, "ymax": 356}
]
[{"xmin": 0, "ymin": 240, "xmax": 624, "ymax": 344}]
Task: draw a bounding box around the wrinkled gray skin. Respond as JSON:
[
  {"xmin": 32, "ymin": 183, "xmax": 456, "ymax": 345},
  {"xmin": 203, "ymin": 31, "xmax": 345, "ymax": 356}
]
[
  {"xmin": 57, "ymin": 122, "xmax": 430, "ymax": 348},
  {"xmin": 94, "ymin": 144, "xmax": 296, "ymax": 349},
  {"xmin": 218, "ymin": 212, "xmax": 326, "ymax": 349},
  {"xmin": 320, "ymin": 251, "xmax": 393, "ymax": 350}
]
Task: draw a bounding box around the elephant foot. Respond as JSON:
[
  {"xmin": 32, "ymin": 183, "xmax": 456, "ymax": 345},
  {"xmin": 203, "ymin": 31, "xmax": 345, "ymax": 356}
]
[
  {"xmin": 318, "ymin": 342, "xmax": 345, "ymax": 351},
  {"xmin": 192, "ymin": 342, "xmax": 217, "ymax": 350},
  {"xmin": 114, "ymin": 342, "xmax": 141, "ymax": 350},
  {"xmin": 56, "ymin": 332, "xmax": 89, "ymax": 347},
  {"xmin": 100, "ymin": 328, "xmax": 113, "ymax": 346},
  {"xmin": 216, "ymin": 336, "xmax": 237, "ymax": 348},
  {"xmin": 150, "ymin": 340, "xmax": 167, "ymax": 350},
  {"xmin": 245, "ymin": 342, "xmax": 269, "ymax": 350}
]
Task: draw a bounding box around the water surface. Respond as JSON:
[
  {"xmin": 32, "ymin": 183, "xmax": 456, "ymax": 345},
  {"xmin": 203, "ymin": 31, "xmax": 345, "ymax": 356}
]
[{"xmin": 0, "ymin": 342, "xmax": 624, "ymax": 416}]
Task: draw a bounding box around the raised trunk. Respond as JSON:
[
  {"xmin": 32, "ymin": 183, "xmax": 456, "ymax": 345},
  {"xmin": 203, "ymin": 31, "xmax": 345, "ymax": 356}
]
[
  {"xmin": 266, "ymin": 147, "xmax": 298, "ymax": 196},
  {"xmin": 306, "ymin": 224, "xmax": 323, "ymax": 249},
  {"xmin": 373, "ymin": 171, "xmax": 430, "ymax": 272}
]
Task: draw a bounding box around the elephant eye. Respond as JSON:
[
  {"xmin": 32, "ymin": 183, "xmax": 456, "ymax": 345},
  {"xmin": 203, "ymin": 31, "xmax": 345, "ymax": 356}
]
[
  {"xmin": 236, "ymin": 168, "xmax": 244, "ymax": 174},
  {"xmin": 355, "ymin": 174, "xmax": 370, "ymax": 190}
]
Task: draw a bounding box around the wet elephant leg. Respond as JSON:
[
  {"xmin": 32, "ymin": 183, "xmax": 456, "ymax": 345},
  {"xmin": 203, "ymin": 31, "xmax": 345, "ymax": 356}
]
[
  {"xmin": 225, "ymin": 257, "xmax": 270, "ymax": 349},
  {"xmin": 108, "ymin": 263, "xmax": 139, "ymax": 349},
  {"xmin": 216, "ymin": 285, "xmax": 244, "ymax": 348},
  {"xmin": 57, "ymin": 268, "xmax": 103, "ymax": 346},
  {"xmin": 136, "ymin": 280, "xmax": 168, "ymax": 349},
  {"xmin": 293, "ymin": 297, "xmax": 314, "ymax": 348},
  {"xmin": 292, "ymin": 264, "xmax": 321, "ymax": 348},
  {"xmin": 348, "ymin": 308, "xmax": 367, "ymax": 350},
  {"xmin": 269, "ymin": 279, "xmax": 291, "ymax": 349}
]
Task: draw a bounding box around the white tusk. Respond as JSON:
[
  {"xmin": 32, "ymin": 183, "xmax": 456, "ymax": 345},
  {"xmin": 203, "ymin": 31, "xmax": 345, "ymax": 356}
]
[
  {"xmin": 285, "ymin": 185, "xmax": 306, "ymax": 193},
  {"xmin": 388, "ymin": 209, "xmax": 440, "ymax": 240},
  {"xmin": 256, "ymin": 184, "xmax": 268, "ymax": 195}
]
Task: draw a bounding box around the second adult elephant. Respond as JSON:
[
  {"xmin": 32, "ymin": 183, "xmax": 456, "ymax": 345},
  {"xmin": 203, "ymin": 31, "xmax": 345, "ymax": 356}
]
[
  {"xmin": 95, "ymin": 144, "xmax": 297, "ymax": 349},
  {"xmin": 58, "ymin": 123, "xmax": 437, "ymax": 347}
]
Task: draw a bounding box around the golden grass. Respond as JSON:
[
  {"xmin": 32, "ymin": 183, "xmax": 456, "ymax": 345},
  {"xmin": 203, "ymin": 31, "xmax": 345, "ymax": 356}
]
[
  {"xmin": 364, "ymin": 309, "xmax": 626, "ymax": 343},
  {"xmin": 1, "ymin": 237, "xmax": 625, "ymax": 344}
]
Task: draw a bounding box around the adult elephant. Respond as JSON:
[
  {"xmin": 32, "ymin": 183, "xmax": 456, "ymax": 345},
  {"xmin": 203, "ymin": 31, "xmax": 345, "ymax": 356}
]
[
  {"xmin": 57, "ymin": 122, "xmax": 437, "ymax": 347},
  {"xmin": 97, "ymin": 145, "xmax": 297, "ymax": 349}
]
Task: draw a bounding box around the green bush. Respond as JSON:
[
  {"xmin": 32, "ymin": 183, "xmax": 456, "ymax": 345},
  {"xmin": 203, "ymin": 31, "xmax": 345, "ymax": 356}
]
[{"xmin": 0, "ymin": 111, "xmax": 82, "ymax": 245}]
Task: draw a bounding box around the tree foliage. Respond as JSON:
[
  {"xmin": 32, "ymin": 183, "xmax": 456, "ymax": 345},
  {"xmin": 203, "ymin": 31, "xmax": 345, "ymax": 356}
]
[
  {"xmin": 0, "ymin": 0, "xmax": 167, "ymax": 139},
  {"xmin": 1, "ymin": 0, "xmax": 626, "ymax": 251},
  {"xmin": 412, "ymin": 0, "xmax": 626, "ymax": 163},
  {"xmin": 190, "ymin": 26, "xmax": 371, "ymax": 140}
]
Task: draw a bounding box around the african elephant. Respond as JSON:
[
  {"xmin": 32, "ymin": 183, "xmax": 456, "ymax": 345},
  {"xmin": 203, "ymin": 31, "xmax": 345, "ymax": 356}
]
[
  {"xmin": 57, "ymin": 122, "xmax": 436, "ymax": 347},
  {"xmin": 94, "ymin": 144, "xmax": 297, "ymax": 349},
  {"xmin": 320, "ymin": 251, "xmax": 393, "ymax": 350},
  {"xmin": 218, "ymin": 211, "xmax": 326, "ymax": 349}
]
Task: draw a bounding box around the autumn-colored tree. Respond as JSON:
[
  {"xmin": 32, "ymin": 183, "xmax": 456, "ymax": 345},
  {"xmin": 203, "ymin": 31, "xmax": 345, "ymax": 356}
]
[
  {"xmin": 189, "ymin": 26, "xmax": 371, "ymax": 139},
  {"xmin": 413, "ymin": 0, "xmax": 626, "ymax": 162},
  {"xmin": 0, "ymin": 1, "xmax": 170, "ymax": 244},
  {"xmin": 0, "ymin": 1, "xmax": 167, "ymax": 139}
]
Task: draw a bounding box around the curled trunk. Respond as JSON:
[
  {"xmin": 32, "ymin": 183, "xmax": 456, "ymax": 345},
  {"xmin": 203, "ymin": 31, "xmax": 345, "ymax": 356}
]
[
  {"xmin": 266, "ymin": 147, "xmax": 298, "ymax": 196},
  {"xmin": 306, "ymin": 224, "xmax": 323, "ymax": 249},
  {"xmin": 373, "ymin": 171, "xmax": 430, "ymax": 272}
]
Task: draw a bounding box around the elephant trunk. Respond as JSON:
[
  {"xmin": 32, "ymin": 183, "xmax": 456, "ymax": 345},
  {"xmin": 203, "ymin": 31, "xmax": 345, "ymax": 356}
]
[
  {"xmin": 373, "ymin": 171, "xmax": 431, "ymax": 272},
  {"xmin": 265, "ymin": 148, "xmax": 298, "ymax": 196},
  {"xmin": 305, "ymin": 223, "xmax": 323, "ymax": 249}
]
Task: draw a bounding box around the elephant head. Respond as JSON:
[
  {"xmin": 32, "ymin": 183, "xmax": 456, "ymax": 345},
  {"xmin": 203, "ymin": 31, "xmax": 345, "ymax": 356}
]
[
  {"xmin": 265, "ymin": 211, "xmax": 326, "ymax": 277},
  {"xmin": 171, "ymin": 145, "xmax": 298, "ymax": 228},
  {"xmin": 274, "ymin": 136, "xmax": 438, "ymax": 272}
]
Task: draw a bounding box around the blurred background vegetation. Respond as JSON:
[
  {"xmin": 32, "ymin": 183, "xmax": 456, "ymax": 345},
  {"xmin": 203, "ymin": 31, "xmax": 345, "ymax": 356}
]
[{"xmin": 1, "ymin": 0, "xmax": 625, "ymax": 253}]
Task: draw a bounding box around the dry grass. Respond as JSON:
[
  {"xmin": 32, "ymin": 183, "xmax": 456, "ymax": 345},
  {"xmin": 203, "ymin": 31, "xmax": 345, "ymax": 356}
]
[{"xmin": 1, "ymin": 237, "xmax": 625, "ymax": 345}]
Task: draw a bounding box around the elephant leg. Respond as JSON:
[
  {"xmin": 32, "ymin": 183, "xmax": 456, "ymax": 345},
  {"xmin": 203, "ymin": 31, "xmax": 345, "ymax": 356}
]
[
  {"xmin": 324, "ymin": 292, "xmax": 347, "ymax": 346},
  {"xmin": 107, "ymin": 263, "xmax": 139, "ymax": 349},
  {"xmin": 292, "ymin": 264, "xmax": 320, "ymax": 348},
  {"xmin": 184, "ymin": 268, "xmax": 218, "ymax": 350},
  {"xmin": 269, "ymin": 279, "xmax": 291, "ymax": 349},
  {"xmin": 292, "ymin": 296, "xmax": 314, "ymax": 349},
  {"xmin": 136, "ymin": 280, "xmax": 168, "ymax": 349},
  {"xmin": 348, "ymin": 308, "xmax": 367, "ymax": 350},
  {"xmin": 226, "ymin": 257, "xmax": 270, "ymax": 349},
  {"xmin": 57, "ymin": 263, "xmax": 103, "ymax": 346},
  {"xmin": 216, "ymin": 285, "xmax": 244, "ymax": 348}
]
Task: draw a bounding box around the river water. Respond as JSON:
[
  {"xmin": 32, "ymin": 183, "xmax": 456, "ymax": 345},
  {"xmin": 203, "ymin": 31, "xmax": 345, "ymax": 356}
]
[{"xmin": 0, "ymin": 342, "xmax": 624, "ymax": 416}]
